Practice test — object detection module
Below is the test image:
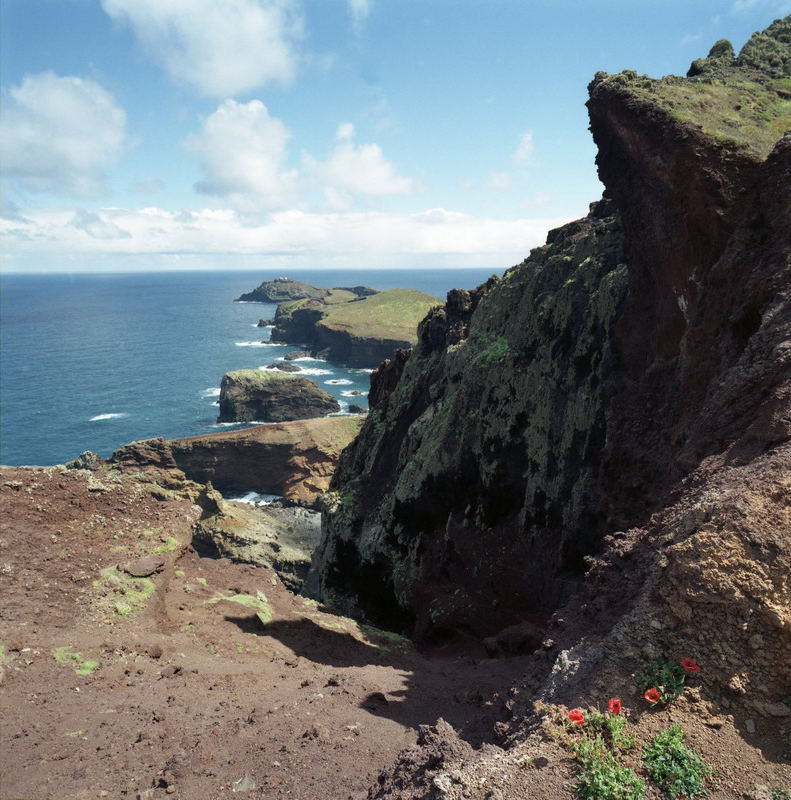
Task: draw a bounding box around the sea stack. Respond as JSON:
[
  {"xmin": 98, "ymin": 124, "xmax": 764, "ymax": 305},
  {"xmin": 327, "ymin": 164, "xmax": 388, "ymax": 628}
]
[{"xmin": 217, "ymin": 369, "xmax": 340, "ymax": 423}]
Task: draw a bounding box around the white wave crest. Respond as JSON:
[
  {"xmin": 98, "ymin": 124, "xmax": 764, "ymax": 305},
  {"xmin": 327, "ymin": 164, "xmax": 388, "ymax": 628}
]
[
  {"xmin": 201, "ymin": 387, "xmax": 221, "ymax": 398},
  {"xmin": 227, "ymin": 491, "xmax": 282, "ymax": 506},
  {"xmin": 235, "ymin": 341, "xmax": 280, "ymax": 347},
  {"xmin": 89, "ymin": 412, "xmax": 128, "ymax": 422},
  {"xmin": 297, "ymin": 368, "xmax": 333, "ymax": 376}
]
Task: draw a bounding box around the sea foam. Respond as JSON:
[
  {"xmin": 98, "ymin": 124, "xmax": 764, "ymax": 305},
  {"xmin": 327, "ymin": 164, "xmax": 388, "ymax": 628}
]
[
  {"xmin": 89, "ymin": 412, "xmax": 128, "ymax": 422},
  {"xmin": 325, "ymin": 378, "xmax": 353, "ymax": 386}
]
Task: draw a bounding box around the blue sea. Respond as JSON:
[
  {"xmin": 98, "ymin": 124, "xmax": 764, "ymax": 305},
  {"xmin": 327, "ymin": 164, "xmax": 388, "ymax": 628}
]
[{"xmin": 1, "ymin": 268, "xmax": 499, "ymax": 466}]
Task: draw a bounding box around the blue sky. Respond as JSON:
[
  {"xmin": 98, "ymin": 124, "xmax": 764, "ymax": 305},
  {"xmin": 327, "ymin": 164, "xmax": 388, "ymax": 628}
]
[{"xmin": 2, "ymin": 0, "xmax": 788, "ymax": 272}]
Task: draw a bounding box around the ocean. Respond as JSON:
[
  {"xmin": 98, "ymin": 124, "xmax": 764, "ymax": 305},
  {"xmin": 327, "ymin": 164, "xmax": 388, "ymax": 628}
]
[{"xmin": 0, "ymin": 268, "xmax": 500, "ymax": 466}]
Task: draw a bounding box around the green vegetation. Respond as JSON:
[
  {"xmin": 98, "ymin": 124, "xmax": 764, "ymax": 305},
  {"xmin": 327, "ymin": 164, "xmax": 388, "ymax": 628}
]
[
  {"xmin": 52, "ymin": 646, "xmax": 99, "ymax": 676},
  {"xmin": 204, "ymin": 590, "xmax": 272, "ymax": 624},
  {"xmin": 470, "ymin": 332, "xmax": 511, "ymax": 367},
  {"xmin": 633, "ymin": 658, "xmax": 688, "ymax": 706},
  {"xmin": 573, "ymin": 734, "xmax": 646, "ymax": 800},
  {"xmin": 361, "ymin": 624, "xmax": 411, "ymax": 651},
  {"xmin": 153, "ymin": 536, "xmax": 177, "ymax": 553},
  {"xmin": 317, "ymin": 288, "xmax": 440, "ymax": 341},
  {"xmin": 771, "ymin": 789, "xmax": 791, "ymax": 800},
  {"xmin": 643, "ymin": 725, "xmax": 711, "ymax": 799},
  {"xmin": 92, "ymin": 566, "xmax": 155, "ymax": 617},
  {"xmin": 596, "ymin": 31, "xmax": 791, "ymax": 161}
]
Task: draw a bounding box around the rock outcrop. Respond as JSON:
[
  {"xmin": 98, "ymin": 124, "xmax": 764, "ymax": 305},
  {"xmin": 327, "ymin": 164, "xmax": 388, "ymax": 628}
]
[
  {"xmin": 169, "ymin": 416, "xmax": 364, "ymax": 506},
  {"xmin": 192, "ymin": 484, "xmax": 322, "ymax": 590},
  {"xmin": 309, "ymin": 16, "xmax": 791, "ymax": 724},
  {"xmin": 271, "ymin": 288, "xmax": 441, "ymax": 368},
  {"xmin": 217, "ymin": 369, "xmax": 340, "ymax": 423}
]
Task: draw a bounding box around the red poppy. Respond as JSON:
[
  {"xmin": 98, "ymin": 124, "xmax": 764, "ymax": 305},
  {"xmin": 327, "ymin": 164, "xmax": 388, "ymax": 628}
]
[
  {"xmin": 644, "ymin": 688, "xmax": 661, "ymax": 704},
  {"xmin": 607, "ymin": 698, "xmax": 622, "ymax": 716},
  {"xmin": 568, "ymin": 708, "xmax": 585, "ymax": 725},
  {"xmin": 681, "ymin": 658, "xmax": 699, "ymax": 673}
]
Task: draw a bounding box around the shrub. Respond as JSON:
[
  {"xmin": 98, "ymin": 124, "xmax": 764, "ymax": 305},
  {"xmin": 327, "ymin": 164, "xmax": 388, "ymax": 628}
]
[{"xmin": 643, "ymin": 724, "xmax": 711, "ymax": 799}]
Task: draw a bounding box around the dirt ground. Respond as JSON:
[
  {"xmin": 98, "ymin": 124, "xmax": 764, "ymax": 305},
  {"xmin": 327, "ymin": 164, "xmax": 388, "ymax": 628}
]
[{"xmin": 1, "ymin": 465, "xmax": 789, "ymax": 800}]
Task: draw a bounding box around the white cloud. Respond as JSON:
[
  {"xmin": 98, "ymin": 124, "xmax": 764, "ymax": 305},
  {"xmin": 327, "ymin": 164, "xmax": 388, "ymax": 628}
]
[
  {"xmin": 1, "ymin": 72, "xmax": 127, "ymax": 196},
  {"xmin": 101, "ymin": 0, "xmax": 302, "ymax": 96},
  {"xmin": 3, "ymin": 204, "xmax": 574, "ymax": 269},
  {"xmin": 336, "ymin": 122, "xmax": 356, "ymax": 141},
  {"xmin": 305, "ymin": 129, "xmax": 415, "ymax": 209},
  {"xmin": 514, "ymin": 131, "xmax": 534, "ymax": 165},
  {"xmin": 186, "ymin": 99, "xmax": 298, "ymax": 210},
  {"xmin": 348, "ymin": 0, "xmax": 370, "ymax": 32},
  {"xmin": 71, "ymin": 209, "xmax": 132, "ymax": 239}
]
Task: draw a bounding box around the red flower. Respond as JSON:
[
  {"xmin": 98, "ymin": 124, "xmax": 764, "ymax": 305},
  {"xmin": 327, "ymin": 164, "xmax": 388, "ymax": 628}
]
[
  {"xmin": 644, "ymin": 688, "xmax": 661, "ymax": 704},
  {"xmin": 607, "ymin": 698, "xmax": 622, "ymax": 716},
  {"xmin": 568, "ymin": 708, "xmax": 585, "ymax": 725},
  {"xmin": 681, "ymin": 658, "xmax": 699, "ymax": 673}
]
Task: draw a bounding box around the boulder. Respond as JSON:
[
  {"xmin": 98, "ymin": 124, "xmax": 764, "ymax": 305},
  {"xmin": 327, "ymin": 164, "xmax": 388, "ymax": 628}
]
[{"xmin": 264, "ymin": 362, "xmax": 301, "ymax": 373}]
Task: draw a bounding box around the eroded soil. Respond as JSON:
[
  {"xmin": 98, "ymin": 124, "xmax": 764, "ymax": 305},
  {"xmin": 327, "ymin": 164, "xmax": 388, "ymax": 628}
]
[{"xmin": 1, "ymin": 465, "xmax": 789, "ymax": 800}]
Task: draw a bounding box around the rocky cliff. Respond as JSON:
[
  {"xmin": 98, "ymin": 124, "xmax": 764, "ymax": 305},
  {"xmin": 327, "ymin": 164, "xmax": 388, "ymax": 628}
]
[
  {"xmin": 168, "ymin": 416, "xmax": 363, "ymax": 506},
  {"xmin": 310, "ymin": 16, "xmax": 791, "ymax": 707}
]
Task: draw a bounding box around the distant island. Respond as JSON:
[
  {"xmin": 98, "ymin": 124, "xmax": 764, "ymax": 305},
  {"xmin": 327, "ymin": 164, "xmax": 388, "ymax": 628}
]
[
  {"xmin": 236, "ymin": 278, "xmax": 441, "ymax": 367},
  {"xmin": 235, "ymin": 276, "xmax": 378, "ymax": 303}
]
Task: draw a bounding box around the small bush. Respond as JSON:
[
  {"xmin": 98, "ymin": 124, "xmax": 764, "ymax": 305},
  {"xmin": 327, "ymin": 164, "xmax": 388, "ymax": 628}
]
[
  {"xmin": 643, "ymin": 724, "xmax": 711, "ymax": 799},
  {"xmin": 574, "ymin": 734, "xmax": 646, "ymax": 800}
]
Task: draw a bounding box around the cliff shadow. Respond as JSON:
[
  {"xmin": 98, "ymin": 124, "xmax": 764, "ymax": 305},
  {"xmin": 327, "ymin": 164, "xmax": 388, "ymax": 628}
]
[{"xmin": 223, "ymin": 611, "xmax": 545, "ymax": 748}]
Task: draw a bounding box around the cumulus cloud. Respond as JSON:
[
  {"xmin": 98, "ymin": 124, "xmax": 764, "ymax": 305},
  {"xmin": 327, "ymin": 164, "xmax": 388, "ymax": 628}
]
[
  {"xmin": 101, "ymin": 0, "xmax": 302, "ymax": 96},
  {"xmin": 305, "ymin": 127, "xmax": 414, "ymax": 209},
  {"xmin": 3, "ymin": 205, "xmax": 573, "ymax": 269},
  {"xmin": 1, "ymin": 71, "xmax": 127, "ymax": 196},
  {"xmin": 186, "ymin": 99, "xmax": 298, "ymax": 210}
]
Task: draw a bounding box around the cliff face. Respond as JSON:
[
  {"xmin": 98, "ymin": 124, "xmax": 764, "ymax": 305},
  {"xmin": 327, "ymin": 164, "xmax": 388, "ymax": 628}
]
[
  {"xmin": 310, "ymin": 20, "xmax": 791, "ymax": 647},
  {"xmin": 311, "ymin": 202, "xmax": 628, "ymax": 634},
  {"xmin": 168, "ymin": 416, "xmax": 363, "ymax": 506}
]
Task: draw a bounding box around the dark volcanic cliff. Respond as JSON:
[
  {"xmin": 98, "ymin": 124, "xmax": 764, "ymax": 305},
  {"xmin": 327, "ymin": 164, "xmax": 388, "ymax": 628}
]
[{"xmin": 310, "ymin": 21, "xmax": 791, "ymax": 644}]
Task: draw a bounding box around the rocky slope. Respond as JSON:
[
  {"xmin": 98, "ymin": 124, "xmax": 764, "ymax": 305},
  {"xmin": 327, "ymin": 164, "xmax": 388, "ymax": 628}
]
[
  {"xmin": 108, "ymin": 416, "xmax": 363, "ymax": 507},
  {"xmin": 217, "ymin": 369, "xmax": 340, "ymax": 422},
  {"xmin": 311, "ymin": 17, "xmax": 791, "ymax": 722},
  {"xmin": 271, "ymin": 288, "xmax": 441, "ymax": 368}
]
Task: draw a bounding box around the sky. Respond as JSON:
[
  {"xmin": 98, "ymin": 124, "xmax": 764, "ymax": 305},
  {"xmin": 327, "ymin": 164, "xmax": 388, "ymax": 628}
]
[{"xmin": 1, "ymin": 0, "xmax": 789, "ymax": 273}]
